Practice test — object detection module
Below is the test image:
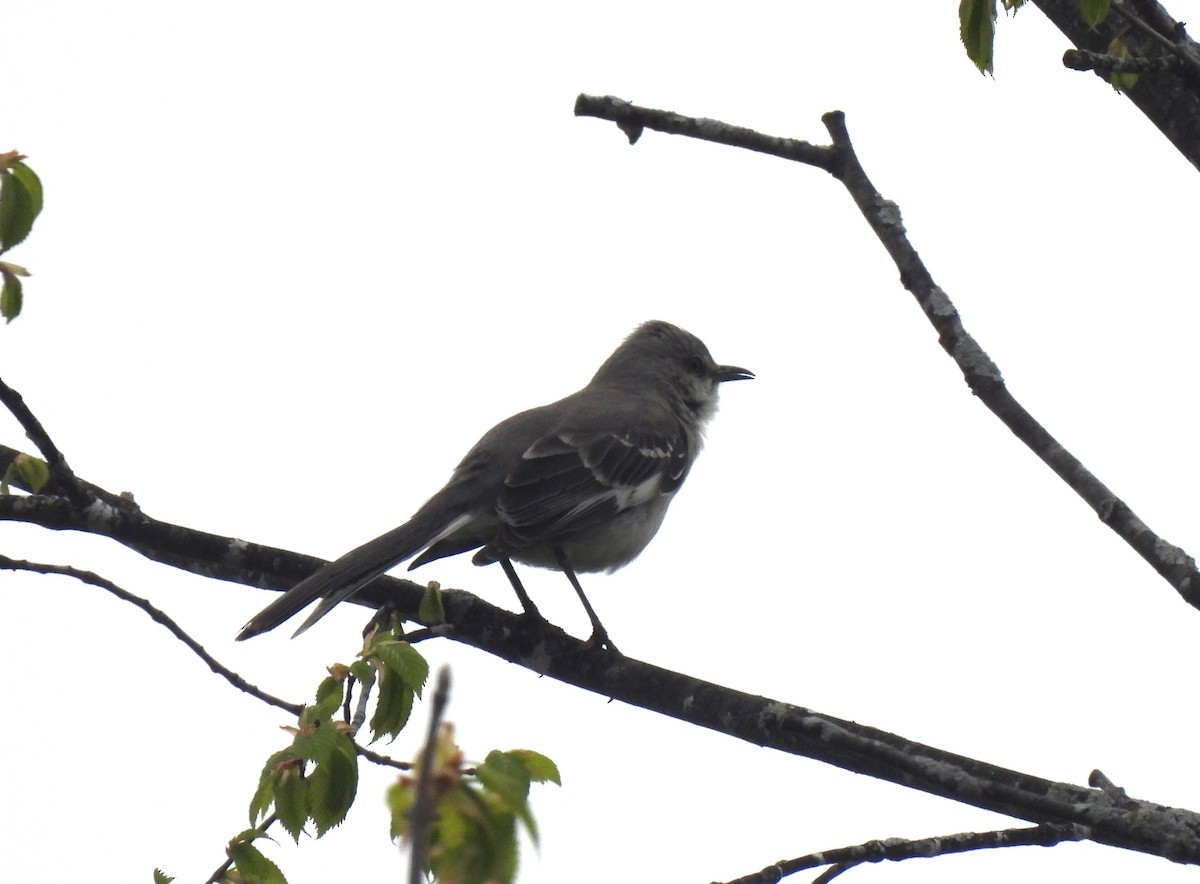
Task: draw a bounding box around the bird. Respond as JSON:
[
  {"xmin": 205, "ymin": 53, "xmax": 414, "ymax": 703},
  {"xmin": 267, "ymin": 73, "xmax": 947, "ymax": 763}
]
[{"xmin": 236, "ymin": 320, "xmax": 752, "ymax": 650}]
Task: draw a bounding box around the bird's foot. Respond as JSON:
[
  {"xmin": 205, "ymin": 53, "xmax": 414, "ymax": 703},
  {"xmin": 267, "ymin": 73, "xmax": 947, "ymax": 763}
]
[{"xmin": 584, "ymin": 627, "xmax": 621, "ymax": 654}]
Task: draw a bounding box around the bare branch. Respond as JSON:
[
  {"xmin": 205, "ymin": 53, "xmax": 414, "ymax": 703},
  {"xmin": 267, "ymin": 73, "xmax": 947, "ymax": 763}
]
[
  {"xmin": 573, "ymin": 94, "xmax": 837, "ymax": 172},
  {"xmin": 1063, "ymin": 48, "xmax": 1180, "ymax": 73},
  {"xmin": 0, "ymin": 555, "xmax": 303, "ymax": 716},
  {"xmin": 716, "ymin": 823, "xmax": 1087, "ymax": 884},
  {"xmin": 355, "ymin": 742, "xmax": 411, "ymax": 771}
]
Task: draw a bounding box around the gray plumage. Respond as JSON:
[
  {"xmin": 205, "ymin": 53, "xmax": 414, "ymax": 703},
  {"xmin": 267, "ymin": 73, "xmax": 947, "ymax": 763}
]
[{"xmin": 237, "ymin": 320, "xmax": 752, "ymax": 645}]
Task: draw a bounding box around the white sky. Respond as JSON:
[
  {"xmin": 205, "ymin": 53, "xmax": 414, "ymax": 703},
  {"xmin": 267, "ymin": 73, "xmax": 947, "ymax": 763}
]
[{"xmin": 5, "ymin": 2, "xmax": 1200, "ymax": 882}]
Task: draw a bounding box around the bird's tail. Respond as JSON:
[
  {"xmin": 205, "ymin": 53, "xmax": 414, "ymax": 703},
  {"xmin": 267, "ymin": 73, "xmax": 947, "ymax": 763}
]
[{"xmin": 236, "ymin": 507, "xmax": 474, "ymax": 641}]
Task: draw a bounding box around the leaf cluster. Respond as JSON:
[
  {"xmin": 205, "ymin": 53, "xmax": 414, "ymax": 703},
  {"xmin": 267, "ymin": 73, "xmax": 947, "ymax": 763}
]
[
  {"xmin": 0, "ymin": 152, "xmax": 42, "ymax": 322},
  {"xmin": 388, "ymin": 725, "xmax": 560, "ymax": 884},
  {"xmin": 199, "ymin": 629, "xmax": 553, "ymax": 883},
  {"xmin": 245, "ymin": 630, "xmax": 430, "ymax": 848},
  {"xmin": 1, "ymin": 452, "xmax": 49, "ymax": 494}
]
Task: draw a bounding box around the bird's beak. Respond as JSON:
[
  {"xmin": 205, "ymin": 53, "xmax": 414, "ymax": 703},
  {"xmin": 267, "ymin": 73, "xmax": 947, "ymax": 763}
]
[{"xmin": 715, "ymin": 364, "xmax": 754, "ymax": 383}]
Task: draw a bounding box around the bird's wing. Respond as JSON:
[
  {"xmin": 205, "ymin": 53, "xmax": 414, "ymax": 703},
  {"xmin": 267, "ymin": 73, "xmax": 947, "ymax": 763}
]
[{"xmin": 482, "ymin": 428, "xmax": 690, "ymax": 555}]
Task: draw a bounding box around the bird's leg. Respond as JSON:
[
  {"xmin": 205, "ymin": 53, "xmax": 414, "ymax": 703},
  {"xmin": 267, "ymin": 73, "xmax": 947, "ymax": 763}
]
[
  {"xmin": 553, "ymin": 545, "xmax": 619, "ymax": 653},
  {"xmin": 499, "ymin": 556, "xmax": 543, "ymax": 620}
]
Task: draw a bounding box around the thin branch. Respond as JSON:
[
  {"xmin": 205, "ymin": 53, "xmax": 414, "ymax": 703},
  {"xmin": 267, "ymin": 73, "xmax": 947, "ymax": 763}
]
[
  {"xmin": 573, "ymin": 94, "xmax": 837, "ymax": 172},
  {"xmin": 1063, "ymin": 48, "xmax": 1179, "ymax": 73},
  {"xmin": 351, "ymin": 671, "xmax": 373, "ymax": 734},
  {"xmin": 355, "ymin": 742, "xmax": 411, "ymax": 771},
  {"xmin": 409, "ymin": 666, "xmax": 452, "ymax": 884},
  {"xmin": 574, "ymin": 94, "xmax": 1200, "ymax": 616},
  {"xmin": 715, "ymin": 823, "xmax": 1086, "ymax": 884},
  {"xmin": 0, "ymin": 556, "xmax": 303, "ymax": 716}
]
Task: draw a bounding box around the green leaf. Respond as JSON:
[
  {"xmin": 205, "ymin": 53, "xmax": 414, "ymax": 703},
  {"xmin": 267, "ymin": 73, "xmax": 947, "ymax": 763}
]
[
  {"xmin": 515, "ymin": 799, "xmax": 540, "ymax": 847},
  {"xmin": 386, "ymin": 777, "xmax": 416, "ymax": 841},
  {"xmin": 419, "ymin": 582, "xmax": 446, "ymax": 624},
  {"xmin": 312, "ymin": 676, "xmax": 344, "ymax": 719},
  {"xmin": 348, "ymin": 658, "xmax": 376, "ymax": 691},
  {"xmin": 504, "ymin": 749, "xmax": 561, "ymax": 785},
  {"xmin": 307, "ymin": 730, "xmax": 358, "ymax": 835},
  {"xmin": 1, "ymin": 269, "xmax": 23, "ymax": 322},
  {"xmin": 1079, "ymin": 0, "xmax": 1110, "ymax": 29},
  {"xmin": 451, "ymin": 786, "xmax": 519, "ymax": 884},
  {"xmin": 246, "ymin": 748, "xmax": 288, "ymax": 825},
  {"xmin": 153, "ymin": 870, "xmax": 175, "ymax": 884},
  {"xmin": 959, "ymin": 0, "xmax": 997, "ymax": 74},
  {"xmin": 228, "ymin": 841, "xmax": 288, "ymax": 884},
  {"xmin": 369, "ymin": 665, "xmax": 415, "ymax": 742},
  {"xmin": 1107, "ymin": 34, "xmax": 1139, "ymax": 91},
  {"xmin": 0, "ymin": 164, "xmax": 41, "ymax": 252},
  {"xmin": 273, "ymin": 765, "xmax": 308, "ymax": 842},
  {"xmin": 376, "ymin": 640, "xmax": 429, "ymax": 696},
  {"xmin": 10, "ymin": 163, "xmax": 43, "ymax": 220},
  {"xmin": 476, "ymin": 750, "xmax": 531, "ymax": 810},
  {"xmin": 13, "ymin": 454, "xmax": 49, "ymax": 492}
]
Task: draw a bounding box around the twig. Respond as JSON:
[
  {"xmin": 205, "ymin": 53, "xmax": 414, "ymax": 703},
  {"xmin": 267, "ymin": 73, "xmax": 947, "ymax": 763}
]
[
  {"xmin": 409, "ymin": 666, "xmax": 452, "ymax": 884},
  {"xmin": 715, "ymin": 823, "xmax": 1087, "ymax": 884},
  {"xmin": 355, "ymin": 742, "xmax": 412, "ymax": 771},
  {"xmin": 0, "ymin": 556, "xmax": 303, "ymax": 716},
  {"xmin": 1063, "ymin": 48, "xmax": 1179, "ymax": 73},
  {"xmin": 575, "ymin": 94, "xmax": 1200, "ymax": 615},
  {"xmin": 573, "ymin": 94, "xmax": 837, "ymax": 172},
  {"xmin": 351, "ymin": 669, "xmax": 373, "ymax": 734}
]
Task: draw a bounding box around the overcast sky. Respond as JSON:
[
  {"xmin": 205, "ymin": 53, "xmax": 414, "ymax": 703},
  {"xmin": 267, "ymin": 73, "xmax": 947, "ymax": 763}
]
[{"xmin": 5, "ymin": 2, "xmax": 1200, "ymax": 883}]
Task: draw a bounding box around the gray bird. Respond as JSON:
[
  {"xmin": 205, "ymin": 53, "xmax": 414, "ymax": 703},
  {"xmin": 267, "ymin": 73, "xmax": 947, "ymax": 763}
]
[{"xmin": 237, "ymin": 320, "xmax": 752, "ymax": 649}]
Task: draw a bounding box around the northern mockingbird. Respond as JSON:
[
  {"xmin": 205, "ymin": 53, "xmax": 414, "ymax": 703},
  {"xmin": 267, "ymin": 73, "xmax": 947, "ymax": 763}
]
[{"xmin": 237, "ymin": 320, "xmax": 752, "ymax": 649}]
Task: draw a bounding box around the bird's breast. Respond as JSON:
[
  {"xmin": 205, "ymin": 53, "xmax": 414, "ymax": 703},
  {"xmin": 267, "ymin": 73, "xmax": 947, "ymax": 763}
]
[{"xmin": 512, "ymin": 492, "xmax": 675, "ymax": 573}]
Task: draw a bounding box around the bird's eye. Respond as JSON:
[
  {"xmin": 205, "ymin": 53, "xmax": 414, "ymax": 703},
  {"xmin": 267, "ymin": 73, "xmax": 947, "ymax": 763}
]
[{"xmin": 684, "ymin": 355, "xmax": 705, "ymax": 375}]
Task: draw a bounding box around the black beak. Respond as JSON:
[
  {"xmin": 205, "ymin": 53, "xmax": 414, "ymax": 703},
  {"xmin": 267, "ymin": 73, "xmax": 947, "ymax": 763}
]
[{"xmin": 715, "ymin": 364, "xmax": 754, "ymax": 383}]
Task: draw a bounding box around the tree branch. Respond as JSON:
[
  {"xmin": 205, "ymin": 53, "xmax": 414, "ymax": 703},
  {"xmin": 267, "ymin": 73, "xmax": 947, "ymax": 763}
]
[
  {"xmin": 572, "ymin": 95, "xmax": 1200, "ymax": 615},
  {"xmin": 0, "ymin": 556, "xmax": 303, "ymax": 716},
  {"xmin": 0, "ymin": 376, "xmax": 93, "ymax": 506},
  {"xmin": 1063, "ymin": 48, "xmax": 1180, "ymax": 73},
  {"xmin": 717, "ymin": 823, "xmax": 1087, "ymax": 884}
]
